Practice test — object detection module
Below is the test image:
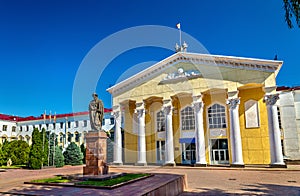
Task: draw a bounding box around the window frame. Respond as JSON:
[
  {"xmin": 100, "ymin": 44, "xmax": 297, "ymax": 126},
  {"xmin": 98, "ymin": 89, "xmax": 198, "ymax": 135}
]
[{"xmin": 180, "ymin": 106, "xmax": 195, "ymax": 131}]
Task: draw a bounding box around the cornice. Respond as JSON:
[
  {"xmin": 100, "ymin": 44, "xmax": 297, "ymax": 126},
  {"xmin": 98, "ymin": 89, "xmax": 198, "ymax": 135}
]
[{"xmin": 107, "ymin": 52, "xmax": 283, "ymax": 96}]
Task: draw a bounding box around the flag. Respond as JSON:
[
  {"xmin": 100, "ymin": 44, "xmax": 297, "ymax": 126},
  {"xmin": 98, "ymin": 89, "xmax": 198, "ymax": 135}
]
[
  {"xmin": 176, "ymin": 23, "xmax": 181, "ymax": 29},
  {"xmin": 54, "ymin": 112, "xmax": 56, "ymax": 123},
  {"xmin": 43, "ymin": 110, "xmax": 46, "ymax": 121}
]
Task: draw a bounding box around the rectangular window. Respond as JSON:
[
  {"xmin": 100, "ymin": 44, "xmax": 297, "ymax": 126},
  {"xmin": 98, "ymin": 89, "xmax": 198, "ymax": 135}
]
[
  {"xmin": 83, "ymin": 120, "xmax": 87, "ymax": 127},
  {"xmin": 12, "ymin": 126, "xmax": 16, "ymax": 132},
  {"xmin": 68, "ymin": 122, "xmax": 71, "ymax": 128},
  {"xmin": 110, "ymin": 117, "xmax": 114, "ymax": 125},
  {"xmin": 181, "ymin": 107, "xmax": 195, "ymax": 130},
  {"xmin": 3, "ymin": 125, "xmax": 7, "ymax": 131},
  {"xmin": 53, "ymin": 123, "xmax": 56, "ymax": 129},
  {"xmin": 20, "ymin": 126, "xmax": 23, "ymax": 132},
  {"xmin": 75, "ymin": 121, "xmax": 79, "ymax": 128},
  {"xmin": 156, "ymin": 111, "xmax": 165, "ymax": 132},
  {"xmin": 60, "ymin": 122, "xmax": 63, "ymax": 129},
  {"xmin": 26, "ymin": 125, "xmax": 29, "ymax": 132},
  {"xmin": 75, "ymin": 133, "xmax": 80, "ymax": 142}
]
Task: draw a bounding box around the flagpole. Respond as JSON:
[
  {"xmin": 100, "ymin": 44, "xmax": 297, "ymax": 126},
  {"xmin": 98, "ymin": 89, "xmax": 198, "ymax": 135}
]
[{"xmin": 179, "ymin": 26, "xmax": 182, "ymax": 46}]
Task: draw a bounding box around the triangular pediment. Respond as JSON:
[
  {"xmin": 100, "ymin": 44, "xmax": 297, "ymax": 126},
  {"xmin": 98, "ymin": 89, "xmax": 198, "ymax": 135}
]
[{"xmin": 107, "ymin": 52, "xmax": 283, "ymax": 96}]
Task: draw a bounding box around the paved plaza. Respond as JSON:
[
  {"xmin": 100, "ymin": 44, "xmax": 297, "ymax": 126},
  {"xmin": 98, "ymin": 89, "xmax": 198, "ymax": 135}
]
[{"xmin": 0, "ymin": 165, "xmax": 300, "ymax": 195}]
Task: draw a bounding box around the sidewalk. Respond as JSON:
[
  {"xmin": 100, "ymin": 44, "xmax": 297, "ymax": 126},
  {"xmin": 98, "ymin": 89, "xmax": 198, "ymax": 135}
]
[{"xmin": 1, "ymin": 164, "xmax": 300, "ymax": 195}]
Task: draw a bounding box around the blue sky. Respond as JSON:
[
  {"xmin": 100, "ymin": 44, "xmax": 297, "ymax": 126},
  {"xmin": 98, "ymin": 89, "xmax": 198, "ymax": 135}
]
[{"xmin": 0, "ymin": 0, "xmax": 299, "ymax": 117}]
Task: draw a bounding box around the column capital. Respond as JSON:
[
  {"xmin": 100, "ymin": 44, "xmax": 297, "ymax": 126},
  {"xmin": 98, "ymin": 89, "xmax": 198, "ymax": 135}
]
[
  {"xmin": 264, "ymin": 94, "xmax": 279, "ymax": 106},
  {"xmin": 228, "ymin": 91, "xmax": 239, "ymax": 99},
  {"xmin": 112, "ymin": 105, "xmax": 121, "ymax": 118},
  {"xmin": 135, "ymin": 102, "xmax": 145, "ymax": 118},
  {"xmin": 192, "ymin": 94, "xmax": 202, "ymax": 103},
  {"xmin": 226, "ymin": 97, "xmax": 240, "ymax": 109}
]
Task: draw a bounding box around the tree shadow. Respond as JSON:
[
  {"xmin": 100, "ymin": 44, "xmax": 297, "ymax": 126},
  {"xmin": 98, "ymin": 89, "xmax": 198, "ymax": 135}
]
[{"xmin": 180, "ymin": 183, "xmax": 300, "ymax": 195}]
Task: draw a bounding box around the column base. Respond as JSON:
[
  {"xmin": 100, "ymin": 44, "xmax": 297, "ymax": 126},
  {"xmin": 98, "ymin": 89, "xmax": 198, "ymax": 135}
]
[
  {"xmin": 135, "ymin": 162, "xmax": 147, "ymax": 166},
  {"xmin": 270, "ymin": 164, "xmax": 287, "ymax": 168},
  {"xmin": 194, "ymin": 163, "xmax": 207, "ymax": 167},
  {"xmin": 112, "ymin": 161, "xmax": 123, "ymax": 166},
  {"xmin": 163, "ymin": 162, "xmax": 176, "ymax": 167},
  {"xmin": 230, "ymin": 164, "xmax": 245, "ymax": 168}
]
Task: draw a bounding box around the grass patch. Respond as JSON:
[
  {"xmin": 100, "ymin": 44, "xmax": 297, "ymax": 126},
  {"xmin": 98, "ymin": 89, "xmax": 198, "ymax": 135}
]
[
  {"xmin": 0, "ymin": 165, "xmax": 25, "ymax": 169},
  {"xmin": 77, "ymin": 173, "xmax": 150, "ymax": 187},
  {"xmin": 31, "ymin": 176, "xmax": 70, "ymax": 183}
]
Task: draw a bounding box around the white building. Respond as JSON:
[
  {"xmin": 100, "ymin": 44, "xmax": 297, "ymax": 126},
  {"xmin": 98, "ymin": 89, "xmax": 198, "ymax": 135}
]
[
  {"xmin": 0, "ymin": 109, "xmax": 115, "ymax": 149},
  {"xmin": 277, "ymin": 86, "xmax": 300, "ymax": 161}
]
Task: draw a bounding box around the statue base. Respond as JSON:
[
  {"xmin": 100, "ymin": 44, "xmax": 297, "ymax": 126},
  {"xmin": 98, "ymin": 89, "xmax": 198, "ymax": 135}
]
[{"xmin": 83, "ymin": 131, "xmax": 109, "ymax": 175}]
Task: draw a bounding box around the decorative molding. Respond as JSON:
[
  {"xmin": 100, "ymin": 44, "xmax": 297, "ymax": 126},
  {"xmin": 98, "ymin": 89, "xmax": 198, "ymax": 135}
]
[
  {"xmin": 226, "ymin": 98, "xmax": 240, "ymax": 109},
  {"xmin": 264, "ymin": 94, "xmax": 280, "ymax": 105},
  {"xmin": 107, "ymin": 52, "xmax": 283, "ymax": 96},
  {"xmin": 159, "ymin": 68, "xmax": 202, "ymax": 84}
]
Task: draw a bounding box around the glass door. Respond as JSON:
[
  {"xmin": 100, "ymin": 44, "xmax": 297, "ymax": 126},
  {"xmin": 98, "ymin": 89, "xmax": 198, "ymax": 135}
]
[
  {"xmin": 181, "ymin": 143, "xmax": 196, "ymax": 164},
  {"xmin": 156, "ymin": 141, "xmax": 165, "ymax": 164},
  {"xmin": 210, "ymin": 139, "xmax": 229, "ymax": 165}
]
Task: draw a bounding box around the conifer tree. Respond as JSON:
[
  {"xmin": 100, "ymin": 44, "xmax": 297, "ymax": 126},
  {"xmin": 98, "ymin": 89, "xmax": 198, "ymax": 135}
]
[
  {"xmin": 63, "ymin": 142, "xmax": 83, "ymax": 165},
  {"xmin": 54, "ymin": 146, "xmax": 64, "ymax": 167},
  {"xmin": 29, "ymin": 128, "xmax": 43, "ymax": 169}
]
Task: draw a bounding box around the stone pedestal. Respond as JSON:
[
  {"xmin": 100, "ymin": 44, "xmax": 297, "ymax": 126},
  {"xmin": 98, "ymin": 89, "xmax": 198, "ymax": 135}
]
[{"xmin": 83, "ymin": 131, "xmax": 109, "ymax": 175}]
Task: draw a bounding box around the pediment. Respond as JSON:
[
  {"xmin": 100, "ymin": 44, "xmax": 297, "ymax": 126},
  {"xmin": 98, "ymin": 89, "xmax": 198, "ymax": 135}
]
[{"xmin": 107, "ymin": 52, "xmax": 283, "ymax": 96}]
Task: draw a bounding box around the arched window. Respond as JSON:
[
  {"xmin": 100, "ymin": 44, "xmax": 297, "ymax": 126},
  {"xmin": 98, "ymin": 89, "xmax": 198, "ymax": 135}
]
[
  {"xmin": 156, "ymin": 111, "xmax": 165, "ymax": 132},
  {"xmin": 208, "ymin": 103, "xmax": 226, "ymax": 129},
  {"xmin": 181, "ymin": 106, "xmax": 195, "ymax": 130}
]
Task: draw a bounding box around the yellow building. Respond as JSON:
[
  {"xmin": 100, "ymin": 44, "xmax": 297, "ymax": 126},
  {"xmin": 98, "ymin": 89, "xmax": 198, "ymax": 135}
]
[{"xmin": 107, "ymin": 51, "xmax": 285, "ymax": 167}]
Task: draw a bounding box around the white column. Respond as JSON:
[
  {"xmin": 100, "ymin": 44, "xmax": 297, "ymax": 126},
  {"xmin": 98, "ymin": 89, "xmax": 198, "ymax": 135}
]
[
  {"xmin": 113, "ymin": 105, "xmax": 123, "ymax": 165},
  {"xmin": 135, "ymin": 102, "xmax": 147, "ymax": 166},
  {"xmin": 226, "ymin": 98, "xmax": 244, "ymax": 166},
  {"xmin": 163, "ymin": 99, "xmax": 175, "ymax": 166},
  {"xmin": 193, "ymin": 95, "xmax": 207, "ymax": 166},
  {"xmin": 264, "ymin": 94, "xmax": 285, "ymax": 166}
]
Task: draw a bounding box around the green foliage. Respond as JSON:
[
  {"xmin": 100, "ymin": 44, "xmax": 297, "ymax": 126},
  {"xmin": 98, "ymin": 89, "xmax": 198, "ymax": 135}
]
[
  {"xmin": 54, "ymin": 146, "xmax": 64, "ymax": 167},
  {"xmin": 7, "ymin": 140, "xmax": 30, "ymax": 165},
  {"xmin": 0, "ymin": 140, "xmax": 30, "ymax": 166},
  {"xmin": 40, "ymin": 128, "xmax": 49, "ymax": 166},
  {"xmin": 77, "ymin": 173, "xmax": 150, "ymax": 186},
  {"xmin": 63, "ymin": 142, "xmax": 83, "ymax": 166},
  {"xmin": 80, "ymin": 143, "xmax": 86, "ymax": 164},
  {"xmin": 48, "ymin": 133, "xmax": 58, "ymax": 166},
  {"xmin": 0, "ymin": 144, "xmax": 5, "ymax": 166},
  {"xmin": 31, "ymin": 176, "xmax": 70, "ymax": 183},
  {"xmin": 29, "ymin": 128, "xmax": 43, "ymax": 169},
  {"xmin": 283, "ymin": 0, "xmax": 300, "ymax": 28}
]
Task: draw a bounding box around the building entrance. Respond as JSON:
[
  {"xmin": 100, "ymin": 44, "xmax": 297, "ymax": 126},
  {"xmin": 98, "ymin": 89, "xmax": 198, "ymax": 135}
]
[
  {"xmin": 181, "ymin": 143, "xmax": 196, "ymax": 164},
  {"xmin": 210, "ymin": 139, "xmax": 229, "ymax": 165}
]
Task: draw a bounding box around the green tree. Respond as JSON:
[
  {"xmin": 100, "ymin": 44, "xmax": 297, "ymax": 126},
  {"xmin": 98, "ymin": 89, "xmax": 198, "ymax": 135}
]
[
  {"xmin": 5, "ymin": 140, "xmax": 30, "ymax": 165},
  {"xmin": 283, "ymin": 0, "xmax": 300, "ymax": 28},
  {"xmin": 48, "ymin": 133, "xmax": 58, "ymax": 166},
  {"xmin": 54, "ymin": 146, "xmax": 64, "ymax": 167},
  {"xmin": 29, "ymin": 128, "xmax": 43, "ymax": 169},
  {"xmin": 40, "ymin": 128, "xmax": 49, "ymax": 166},
  {"xmin": 80, "ymin": 143, "xmax": 86, "ymax": 164},
  {"xmin": 63, "ymin": 142, "xmax": 83, "ymax": 166},
  {"xmin": 0, "ymin": 143, "xmax": 5, "ymax": 166}
]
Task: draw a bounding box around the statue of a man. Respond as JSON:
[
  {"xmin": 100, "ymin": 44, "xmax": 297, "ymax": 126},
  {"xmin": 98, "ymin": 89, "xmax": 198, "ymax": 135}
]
[{"xmin": 89, "ymin": 93, "xmax": 104, "ymax": 131}]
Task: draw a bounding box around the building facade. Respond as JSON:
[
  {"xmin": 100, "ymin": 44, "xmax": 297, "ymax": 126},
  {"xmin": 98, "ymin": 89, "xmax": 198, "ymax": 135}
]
[
  {"xmin": 277, "ymin": 86, "xmax": 300, "ymax": 161},
  {"xmin": 108, "ymin": 51, "xmax": 285, "ymax": 167},
  {"xmin": 0, "ymin": 109, "xmax": 114, "ymax": 149}
]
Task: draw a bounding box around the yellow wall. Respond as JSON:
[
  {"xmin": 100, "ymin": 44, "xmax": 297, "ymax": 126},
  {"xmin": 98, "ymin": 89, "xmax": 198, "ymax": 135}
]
[
  {"xmin": 202, "ymin": 92, "xmax": 229, "ymax": 164},
  {"xmin": 238, "ymin": 87, "xmax": 270, "ymax": 164}
]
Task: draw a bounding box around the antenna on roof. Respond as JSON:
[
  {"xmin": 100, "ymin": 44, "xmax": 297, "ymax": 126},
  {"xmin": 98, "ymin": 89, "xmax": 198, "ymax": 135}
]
[{"xmin": 274, "ymin": 54, "xmax": 278, "ymax": 60}]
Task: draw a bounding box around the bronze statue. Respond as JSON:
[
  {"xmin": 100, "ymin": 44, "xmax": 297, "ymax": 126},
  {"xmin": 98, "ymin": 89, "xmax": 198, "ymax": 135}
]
[{"xmin": 89, "ymin": 93, "xmax": 104, "ymax": 131}]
